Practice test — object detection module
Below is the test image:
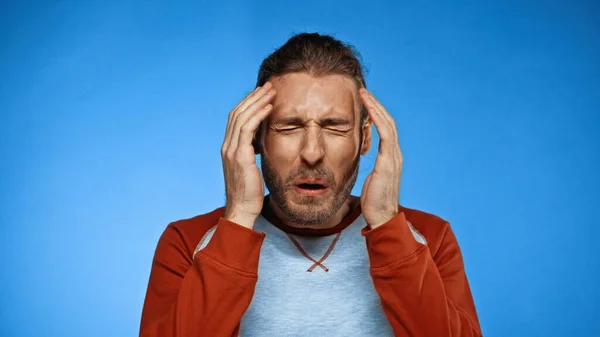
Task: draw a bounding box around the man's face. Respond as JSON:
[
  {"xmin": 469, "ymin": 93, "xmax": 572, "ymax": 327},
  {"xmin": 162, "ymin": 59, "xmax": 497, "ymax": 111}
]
[{"xmin": 259, "ymin": 73, "xmax": 371, "ymax": 226}]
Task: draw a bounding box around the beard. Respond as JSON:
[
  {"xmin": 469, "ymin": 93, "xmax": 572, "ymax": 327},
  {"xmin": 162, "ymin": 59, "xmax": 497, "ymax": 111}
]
[{"xmin": 260, "ymin": 151, "xmax": 360, "ymax": 227}]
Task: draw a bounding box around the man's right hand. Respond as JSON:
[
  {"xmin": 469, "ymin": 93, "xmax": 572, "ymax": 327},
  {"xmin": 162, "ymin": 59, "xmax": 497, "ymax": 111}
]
[{"xmin": 221, "ymin": 82, "xmax": 276, "ymax": 229}]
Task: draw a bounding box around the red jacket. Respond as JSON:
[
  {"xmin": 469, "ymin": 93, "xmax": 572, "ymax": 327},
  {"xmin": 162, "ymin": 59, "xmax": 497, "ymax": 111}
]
[{"xmin": 140, "ymin": 203, "xmax": 482, "ymax": 336}]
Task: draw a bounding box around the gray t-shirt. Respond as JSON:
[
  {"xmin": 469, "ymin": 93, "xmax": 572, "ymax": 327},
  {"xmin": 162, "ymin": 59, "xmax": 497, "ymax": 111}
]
[{"xmin": 198, "ymin": 213, "xmax": 404, "ymax": 336}]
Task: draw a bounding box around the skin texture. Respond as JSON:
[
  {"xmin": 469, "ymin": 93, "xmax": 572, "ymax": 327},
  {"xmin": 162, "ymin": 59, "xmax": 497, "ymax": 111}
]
[
  {"xmin": 259, "ymin": 73, "xmax": 371, "ymax": 228},
  {"xmin": 221, "ymin": 72, "xmax": 402, "ymax": 230}
]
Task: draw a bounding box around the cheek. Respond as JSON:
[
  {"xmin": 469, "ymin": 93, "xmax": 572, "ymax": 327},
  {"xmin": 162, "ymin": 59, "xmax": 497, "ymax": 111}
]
[
  {"xmin": 323, "ymin": 136, "xmax": 359, "ymax": 176},
  {"xmin": 264, "ymin": 135, "xmax": 300, "ymax": 169},
  {"xmin": 323, "ymin": 134, "xmax": 359, "ymax": 157}
]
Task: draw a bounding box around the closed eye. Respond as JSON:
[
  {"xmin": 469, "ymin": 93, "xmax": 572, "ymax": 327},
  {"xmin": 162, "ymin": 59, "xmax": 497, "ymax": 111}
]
[
  {"xmin": 276, "ymin": 127, "xmax": 351, "ymax": 134},
  {"xmin": 277, "ymin": 127, "xmax": 301, "ymax": 132},
  {"xmin": 324, "ymin": 126, "xmax": 352, "ymax": 134},
  {"xmin": 327, "ymin": 127, "xmax": 350, "ymax": 132}
]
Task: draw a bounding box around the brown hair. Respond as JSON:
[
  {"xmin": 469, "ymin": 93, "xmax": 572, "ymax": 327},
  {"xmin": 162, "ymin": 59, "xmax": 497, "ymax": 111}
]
[{"xmin": 256, "ymin": 32, "xmax": 368, "ymax": 122}]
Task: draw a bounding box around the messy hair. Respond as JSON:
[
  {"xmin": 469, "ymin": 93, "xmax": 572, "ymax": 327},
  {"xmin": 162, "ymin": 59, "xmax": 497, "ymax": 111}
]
[{"xmin": 256, "ymin": 32, "xmax": 368, "ymax": 122}]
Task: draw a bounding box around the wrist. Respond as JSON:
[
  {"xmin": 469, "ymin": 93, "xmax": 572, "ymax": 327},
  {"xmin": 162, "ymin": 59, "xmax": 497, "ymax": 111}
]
[
  {"xmin": 224, "ymin": 208, "xmax": 257, "ymax": 229},
  {"xmin": 368, "ymin": 209, "xmax": 399, "ymax": 229}
]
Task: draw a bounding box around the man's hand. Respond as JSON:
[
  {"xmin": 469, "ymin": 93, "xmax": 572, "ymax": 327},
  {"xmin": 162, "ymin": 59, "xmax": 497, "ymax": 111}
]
[
  {"xmin": 221, "ymin": 82, "xmax": 276, "ymax": 229},
  {"xmin": 359, "ymin": 88, "xmax": 403, "ymax": 229}
]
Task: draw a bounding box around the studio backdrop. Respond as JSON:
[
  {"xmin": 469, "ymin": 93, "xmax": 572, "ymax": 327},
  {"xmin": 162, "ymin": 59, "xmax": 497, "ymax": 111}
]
[{"xmin": 1, "ymin": 1, "xmax": 598, "ymax": 336}]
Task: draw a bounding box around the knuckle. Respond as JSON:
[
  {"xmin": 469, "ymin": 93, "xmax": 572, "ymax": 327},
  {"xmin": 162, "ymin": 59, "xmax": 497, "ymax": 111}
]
[
  {"xmin": 228, "ymin": 109, "xmax": 238, "ymax": 120},
  {"xmin": 241, "ymin": 123, "xmax": 254, "ymax": 133},
  {"xmin": 234, "ymin": 154, "xmax": 247, "ymax": 166},
  {"xmin": 230, "ymin": 112, "xmax": 241, "ymax": 124},
  {"xmin": 225, "ymin": 150, "xmax": 236, "ymax": 161}
]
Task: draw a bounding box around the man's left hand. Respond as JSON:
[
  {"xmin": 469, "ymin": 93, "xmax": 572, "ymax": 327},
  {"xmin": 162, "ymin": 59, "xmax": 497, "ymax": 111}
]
[{"xmin": 359, "ymin": 88, "xmax": 403, "ymax": 229}]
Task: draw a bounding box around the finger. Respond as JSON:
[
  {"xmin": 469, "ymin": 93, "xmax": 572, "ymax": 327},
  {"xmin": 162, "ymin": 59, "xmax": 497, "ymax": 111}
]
[
  {"xmin": 229, "ymin": 84, "xmax": 274, "ymax": 143},
  {"xmin": 229, "ymin": 88, "xmax": 276, "ymax": 154},
  {"xmin": 223, "ymin": 83, "xmax": 271, "ymax": 154},
  {"xmin": 368, "ymin": 92, "xmax": 397, "ymax": 135},
  {"xmin": 233, "ymin": 85, "xmax": 262, "ymax": 111},
  {"xmin": 223, "ymin": 86, "xmax": 261, "ymax": 153},
  {"xmin": 237, "ymin": 103, "xmax": 274, "ymax": 149},
  {"xmin": 236, "ymin": 81, "xmax": 273, "ymax": 115},
  {"xmin": 359, "ymin": 90, "xmax": 394, "ymax": 148},
  {"xmin": 365, "ymin": 92, "xmax": 404, "ymax": 169},
  {"xmin": 368, "ymin": 92, "xmax": 403, "ymax": 157},
  {"xmin": 365, "ymin": 92, "xmax": 394, "ymax": 135}
]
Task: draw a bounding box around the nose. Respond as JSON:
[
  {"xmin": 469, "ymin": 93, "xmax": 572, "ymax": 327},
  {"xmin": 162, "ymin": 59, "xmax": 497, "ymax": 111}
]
[{"xmin": 300, "ymin": 127, "xmax": 325, "ymax": 166}]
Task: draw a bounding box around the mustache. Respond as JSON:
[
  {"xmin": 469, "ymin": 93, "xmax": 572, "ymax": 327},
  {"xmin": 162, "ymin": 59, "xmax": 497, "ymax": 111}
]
[{"xmin": 285, "ymin": 167, "xmax": 335, "ymax": 186}]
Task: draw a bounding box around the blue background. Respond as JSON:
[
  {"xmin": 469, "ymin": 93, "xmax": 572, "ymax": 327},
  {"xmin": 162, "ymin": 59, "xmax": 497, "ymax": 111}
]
[{"xmin": 1, "ymin": 1, "xmax": 598, "ymax": 336}]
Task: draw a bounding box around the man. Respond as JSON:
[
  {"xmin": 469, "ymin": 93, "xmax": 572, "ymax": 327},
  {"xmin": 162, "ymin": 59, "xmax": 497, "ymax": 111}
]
[{"xmin": 140, "ymin": 33, "xmax": 482, "ymax": 337}]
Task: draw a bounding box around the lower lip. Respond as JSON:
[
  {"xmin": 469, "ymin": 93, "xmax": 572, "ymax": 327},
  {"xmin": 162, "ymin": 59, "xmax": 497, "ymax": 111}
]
[{"xmin": 294, "ymin": 186, "xmax": 328, "ymax": 197}]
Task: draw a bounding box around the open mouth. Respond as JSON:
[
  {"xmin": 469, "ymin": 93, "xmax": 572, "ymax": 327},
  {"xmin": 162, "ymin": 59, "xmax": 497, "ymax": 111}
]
[
  {"xmin": 297, "ymin": 183, "xmax": 325, "ymax": 190},
  {"xmin": 294, "ymin": 182, "xmax": 328, "ymax": 196}
]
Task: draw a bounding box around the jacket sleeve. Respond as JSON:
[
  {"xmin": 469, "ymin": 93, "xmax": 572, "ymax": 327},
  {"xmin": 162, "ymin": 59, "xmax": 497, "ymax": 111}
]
[
  {"xmin": 139, "ymin": 217, "xmax": 265, "ymax": 337},
  {"xmin": 362, "ymin": 212, "xmax": 482, "ymax": 337}
]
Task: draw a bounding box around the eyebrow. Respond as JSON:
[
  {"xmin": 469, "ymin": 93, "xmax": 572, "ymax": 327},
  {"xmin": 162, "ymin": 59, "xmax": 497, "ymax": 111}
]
[{"xmin": 273, "ymin": 116, "xmax": 305, "ymax": 126}]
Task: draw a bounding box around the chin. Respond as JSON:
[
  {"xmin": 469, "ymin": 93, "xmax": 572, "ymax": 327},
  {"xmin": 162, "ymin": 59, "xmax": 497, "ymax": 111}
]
[
  {"xmin": 283, "ymin": 192, "xmax": 335, "ymax": 225},
  {"xmin": 289, "ymin": 189, "xmax": 331, "ymax": 206}
]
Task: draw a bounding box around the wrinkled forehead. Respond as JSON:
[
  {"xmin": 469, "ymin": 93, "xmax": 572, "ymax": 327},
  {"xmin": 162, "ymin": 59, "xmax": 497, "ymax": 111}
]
[{"xmin": 268, "ymin": 73, "xmax": 361, "ymax": 122}]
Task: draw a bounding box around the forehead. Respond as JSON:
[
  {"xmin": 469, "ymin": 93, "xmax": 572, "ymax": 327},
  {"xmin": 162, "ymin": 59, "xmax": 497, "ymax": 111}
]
[{"xmin": 269, "ymin": 73, "xmax": 360, "ymax": 120}]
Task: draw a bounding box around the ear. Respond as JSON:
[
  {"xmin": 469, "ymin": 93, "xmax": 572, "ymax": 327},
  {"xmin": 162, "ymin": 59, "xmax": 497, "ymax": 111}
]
[{"xmin": 360, "ymin": 117, "xmax": 372, "ymax": 155}]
